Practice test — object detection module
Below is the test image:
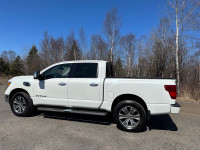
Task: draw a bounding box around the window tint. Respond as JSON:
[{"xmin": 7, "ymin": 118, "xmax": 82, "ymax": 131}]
[
  {"xmin": 106, "ymin": 62, "xmax": 114, "ymax": 77},
  {"xmin": 43, "ymin": 64, "xmax": 73, "ymax": 79},
  {"xmin": 73, "ymin": 63, "xmax": 98, "ymax": 78}
]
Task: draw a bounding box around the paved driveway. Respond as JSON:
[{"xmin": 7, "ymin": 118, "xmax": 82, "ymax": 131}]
[{"xmin": 0, "ymin": 80, "xmax": 200, "ymax": 150}]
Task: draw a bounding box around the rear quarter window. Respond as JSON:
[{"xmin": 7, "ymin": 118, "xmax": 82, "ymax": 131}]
[{"xmin": 106, "ymin": 62, "xmax": 114, "ymax": 77}]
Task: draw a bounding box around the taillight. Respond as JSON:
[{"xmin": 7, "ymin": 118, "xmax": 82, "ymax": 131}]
[{"xmin": 164, "ymin": 85, "xmax": 177, "ymax": 99}]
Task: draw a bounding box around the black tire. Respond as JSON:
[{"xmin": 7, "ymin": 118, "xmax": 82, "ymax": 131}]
[
  {"xmin": 113, "ymin": 100, "xmax": 147, "ymax": 132},
  {"xmin": 10, "ymin": 92, "xmax": 34, "ymax": 117}
]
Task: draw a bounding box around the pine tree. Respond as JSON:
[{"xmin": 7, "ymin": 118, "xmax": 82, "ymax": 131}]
[
  {"xmin": 0, "ymin": 57, "xmax": 9, "ymax": 76},
  {"xmin": 115, "ymin": 56, "xmax": 125, "ymax": 77},
  {"xmin": 4, "ymin": 62, "xmax": 10, "ymax": 76},
  {"xmin": 0, "ymin": 57, "xmax": 5, "ymax": 76},
  {"xmin": 10, "ymin": 56, "xmax": 23, "ymax": 76},
  {"xmin": 68, "ymin": 41, "xmax": 81, "ymax": 60},
  {"xmin": 26, "ymin": 45, "xmax": 40, "ymax": 74}
]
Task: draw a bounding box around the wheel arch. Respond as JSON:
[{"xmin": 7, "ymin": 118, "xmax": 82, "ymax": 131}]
[
  {"xmin": 9, "ymin": 88, "xmax": 30, "ymax": 103},
  {"xmin": 111, "ymin": 94, "xmax": 148, "ymax": 114}
]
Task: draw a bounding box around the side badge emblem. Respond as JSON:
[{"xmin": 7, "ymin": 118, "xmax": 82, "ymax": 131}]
[{"xmin": 23, "ymin": 82, "xmax": 31, "ymax": 87}]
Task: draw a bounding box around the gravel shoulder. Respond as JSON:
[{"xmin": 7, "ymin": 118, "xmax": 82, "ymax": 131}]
[{"xmin": 0, "ymin": 78, "xmax": 200, "ymax": 150}]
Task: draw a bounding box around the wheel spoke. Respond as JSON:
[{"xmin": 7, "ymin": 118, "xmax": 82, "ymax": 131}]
[
  {"xmin": 13, "ymin": 105, "xmax": 19, "ymax": 110},
  {"xmin": 16, "ymin": 97, "xmax": 21, "ymax": 103},
  {"xmin": 123, "ymin": 118, "xmax": 129, "ymax": 126},
  {"xmin": 121, "ymin": 107, "xmax": 129, "ymax": 115},
  {"xmin": 20, "ymin": 106, "xmax": 23, "ymax": 113},
  {"xmin": 119, "ymin": 113, "xmax": 128, "ymax": 119},
  {"xmin": 17, "ymin": 106, "xmax": 21, "ymax": 113},
  {"xmin": 19, "ymin": 96, "xmax": 22, "ymax": 101},
  {"xmin": 130, "ymin": 107, "xmax": 136, "ymax": 115},
  {"xmin": 21, "ymin": 105, "xmax": 25, "ymax": 111},
  {"xmin": 22, "ymin": 100, "xmax": 26, "ymax": 105},
  {"xmin": 14, "ymin": 100, "xmax": 20, "ymax": 105},
  {"xmin": 130, "ymin": 118, "xmax": 136, "ymax": 126},
  {"xmin": 130, "ymin": 115, "xmax": 140, "ymax": 121}
]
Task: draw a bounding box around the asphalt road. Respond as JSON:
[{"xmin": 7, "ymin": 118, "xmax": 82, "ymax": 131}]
[{"xmin": 0, "ymin": 79, "xmax": 200, "ymax": 150}]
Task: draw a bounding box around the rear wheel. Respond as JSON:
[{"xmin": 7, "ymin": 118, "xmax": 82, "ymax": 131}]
[
  {"xmin": 113, "ymin": 100, "xmax": 146, "ymax": 132},
  {"xmin": 10, "ymin": 92, "xmax": 34, "ymax": 117}
]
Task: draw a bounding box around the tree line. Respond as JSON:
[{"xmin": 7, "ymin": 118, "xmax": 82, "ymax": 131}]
[{"xmin": 0, "ymin": 0, "xmax": 200, "ymax": 101}]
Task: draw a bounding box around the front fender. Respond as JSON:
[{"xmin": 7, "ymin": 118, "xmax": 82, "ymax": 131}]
[{"xmin": 5, "ymin": 80, "xmax": 34, "ymax": 97}]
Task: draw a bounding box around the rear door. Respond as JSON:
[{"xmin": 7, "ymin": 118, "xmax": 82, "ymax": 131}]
[{"xmin": 67, "ymin": 63, "xmax": 102, "ymax": 108}]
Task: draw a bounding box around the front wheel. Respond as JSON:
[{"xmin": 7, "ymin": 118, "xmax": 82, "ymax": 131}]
[
  {"xmin": 10, "ymin": 92, "xmax": 34, "ymax": 117},
  {"xmin": 113, "ymin": 100, "xmax": 147, "ymax": 132}
]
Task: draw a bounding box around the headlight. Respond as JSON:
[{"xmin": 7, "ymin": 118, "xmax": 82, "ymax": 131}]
[{"xmin": 7, "ymin": 81, "xmax": 11, "ymax": 87}]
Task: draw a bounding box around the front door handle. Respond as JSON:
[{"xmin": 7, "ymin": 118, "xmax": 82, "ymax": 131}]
[
  {"xmin": 59, "ymin": 82, "xmax": 66, "ymax": 86},
  {"xmin": 90, "ymin": 83, "xmax": 98, "ymax": 87}
]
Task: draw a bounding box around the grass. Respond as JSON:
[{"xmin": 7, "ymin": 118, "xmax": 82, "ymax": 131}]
[
  {"xmin": 0, "ymin": 77, "xmax": 9, "ymax": 85},
  {"xmin": 177, "ymin": 97, "xmax": 200, "ymax": 102}
]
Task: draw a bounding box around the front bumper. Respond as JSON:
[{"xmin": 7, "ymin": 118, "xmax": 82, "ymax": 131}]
[
  {"xmin": 5, "ymin": 94, "xmax": 9, "ymax": 103},
  {"xmin": 170, "ymin": 102, "xmax": 181, "ymax": 113}
]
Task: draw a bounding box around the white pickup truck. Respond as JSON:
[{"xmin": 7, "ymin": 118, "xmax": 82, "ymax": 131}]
[{"xmin": 5, "ymin": 60, "xmax": 180, "ymax": 132}]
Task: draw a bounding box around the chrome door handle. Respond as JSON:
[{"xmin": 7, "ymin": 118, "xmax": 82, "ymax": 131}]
[
  {"xmin": 90, "ymin": 83, "xmax": 98, "ymax": 87},
  {"xmin": 59, "ymin": 82, "xmax": 66, "ymax": 86}
]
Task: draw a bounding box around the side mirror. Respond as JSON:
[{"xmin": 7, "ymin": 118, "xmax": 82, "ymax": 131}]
[{"xmin": 34, "ymin": 71, "xmax": 41, "ymax": 79}]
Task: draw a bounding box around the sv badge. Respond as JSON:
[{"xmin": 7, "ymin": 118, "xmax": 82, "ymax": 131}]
[{"xmin": 36, "ymin": 95, "xmax": 47, "ymax": 97}]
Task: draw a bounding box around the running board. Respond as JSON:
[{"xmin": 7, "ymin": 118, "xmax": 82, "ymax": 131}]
[{"xmin": 37, "ymin": 107, "xmax": 108, "ymax": 116}]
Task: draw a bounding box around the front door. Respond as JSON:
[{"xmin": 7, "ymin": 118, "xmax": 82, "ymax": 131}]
[{"xmin": 33, "ymin": 63, "xmax": 73, "ymax": 107}]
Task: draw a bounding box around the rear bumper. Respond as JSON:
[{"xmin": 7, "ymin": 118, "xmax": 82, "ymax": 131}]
[
  {"xmin": 170, "ymin": 102, "xmax": 180, "ymax": 113},
  {"xmin": 5, "ymin": 94, "xmax": 9, "ymax": 103}
]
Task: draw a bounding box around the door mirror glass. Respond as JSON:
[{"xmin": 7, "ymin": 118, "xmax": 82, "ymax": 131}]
[{"xmin": 34, "ymin": 71, "xmax": 40, "ymax": 79}]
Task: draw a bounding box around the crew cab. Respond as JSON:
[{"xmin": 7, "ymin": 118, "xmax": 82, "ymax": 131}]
[{"xmin": 5, "ymin": 60, "xmax": 180, "ymax": 132}]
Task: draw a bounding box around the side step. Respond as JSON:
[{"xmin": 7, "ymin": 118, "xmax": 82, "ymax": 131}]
[{"xmin": 37, "ymin": 106, "xmax": 108, "ymax": 116}]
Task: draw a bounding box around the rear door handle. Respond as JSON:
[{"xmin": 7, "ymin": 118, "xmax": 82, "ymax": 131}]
[
  {"xmin": 90, "ymin": 83, "xmax": 98, "ymax": 87},
  {"xmin": 59, "ymin": 82, "xmax": 66, "ymax": 86}
]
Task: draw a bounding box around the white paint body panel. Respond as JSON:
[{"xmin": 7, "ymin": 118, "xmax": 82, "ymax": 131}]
[
  {"xmin": 67, "ymin": 78, "xmax": 102, "ymax": 108},
  {"xmin": 33, "ymin": 78, "xmax": 70, "ymax": 106},
  {"xmin": 101, "ymin": 78, "xmax": 176, "ymax": 114},
  {"xmin": 5, "ymin": 60, "xmax": 179, "ymax": 115}
]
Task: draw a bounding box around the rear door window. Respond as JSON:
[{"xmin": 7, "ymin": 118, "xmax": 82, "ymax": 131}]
[{"xmin": 73, "ymin": 63, "xmax": 98, "ymax": 78}]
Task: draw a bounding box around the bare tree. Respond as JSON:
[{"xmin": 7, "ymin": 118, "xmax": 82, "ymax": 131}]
[
  {"xmin": 120, "ymin": 33, "xmax": 136, "ymax": 77},
  {"xmin": 103, "ymin": 7, "xmax": 121, "ymax": 63},
  {"xmin": 196, "ymin": 42, "xmax": 200, "ymax": 82},
  {"xmin": 79, "ymin": 26, "xmax": 87, "ymax": 60},
  {"xmin": 50, "ymin": 37, "xmax": 65, "ymax": 62},
  {"xmin": 1, "ymin": 50, "xmax": 16, "ymax": 64},
  {"xmin": 135, "ymin": 35, "xmax": 149, "ymax": 77},
  {"xmin": 150, "ymin": 18, "xmax": 173, "ymax": 77},
  {"xmin": 163, "ymin": 0, "xmax": 200, "ymax": 95},
  {"xmin": 40, "ymin": 31, "xmax": 52, "ymax": 68},
  {"xmin": 90, "ymin": 34, "xmax": 108, "ymax": 60}
]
